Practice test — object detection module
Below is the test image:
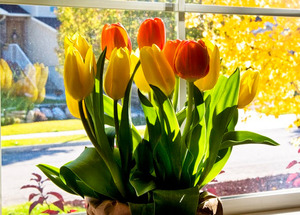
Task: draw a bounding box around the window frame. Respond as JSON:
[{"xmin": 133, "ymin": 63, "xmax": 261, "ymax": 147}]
[{"xmin": 1, "ymin": 0, "xmax": 300, "ymax": 214}]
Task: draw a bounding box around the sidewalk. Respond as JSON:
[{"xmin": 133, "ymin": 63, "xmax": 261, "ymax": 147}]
[{"xmin": 1, "ymin": 129, "xmax": 87, "ymax": 141}]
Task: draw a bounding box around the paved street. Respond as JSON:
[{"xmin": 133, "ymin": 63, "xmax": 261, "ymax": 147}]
[{"xmin": 2, "ymin": 112, "xmax": 300, "ymax": 207}]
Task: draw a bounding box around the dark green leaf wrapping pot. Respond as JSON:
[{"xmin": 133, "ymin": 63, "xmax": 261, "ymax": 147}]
[{"xmin": 85, "ymin": 188, "xmax": 223, "ymax": 215}]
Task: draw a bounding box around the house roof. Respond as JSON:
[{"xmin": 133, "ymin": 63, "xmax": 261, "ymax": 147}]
[
  {"xmin": 0, "ymin": 4, "xmax": 29, "ymax": 14},
  {"xmin": 35, "ymin": 17, "xmax": 61, "ymax": 29}
]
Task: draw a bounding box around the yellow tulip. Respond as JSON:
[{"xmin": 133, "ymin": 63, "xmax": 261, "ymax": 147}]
[
  {"xmin": 104, "ymin": 47, "xmax": 131, "ymax": 100},
  {"xmin": 65, "ymin": 89, "xmax": 80, "ymax": 118},
  {"xmin": 64, "ymin": 45, "xmax": 96, "ymax": 101},
  {"xmin": 194, "ymin": 40, "xmax": 220, "ymax": 91},
  {"xmin": 64, "ymin": 32, "xmax": 90, "ymax": 59},
  {"xmin": 140, "ymin": 44, "xmax": 175, "ymax": 96},
  {"xmin": 1, "ymin": 58, "xmax": 13, "ymax": 90},
  {"xmin": 36, "ymin": 88, "xmax": 46, "ymax": 103},
  {"xmin": 238, "ymin": 69, "xmax": 260, "ymax": 108},
  {"xmin": 130, "ymin": 50, "xmax": 151, "ymax": 93}
]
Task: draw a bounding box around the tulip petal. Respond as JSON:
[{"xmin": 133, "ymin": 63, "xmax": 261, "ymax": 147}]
[{"xmin": 195, "ymin": 42, "xmax": 220, "ymax": 91}]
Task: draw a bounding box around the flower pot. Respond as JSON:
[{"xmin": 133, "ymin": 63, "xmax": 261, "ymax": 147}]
[
  {"xmin": 85, "ymin": 191, "xmax": 223, "ymax": 215},
  {"xmin": 85, "ymin": 197, "xmax": 131, "ymax": 215}
]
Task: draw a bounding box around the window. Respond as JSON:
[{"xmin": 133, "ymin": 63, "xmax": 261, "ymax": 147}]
[{"xmin": 1, "ymin": 0, "xmax": 300, "ymax": 214}]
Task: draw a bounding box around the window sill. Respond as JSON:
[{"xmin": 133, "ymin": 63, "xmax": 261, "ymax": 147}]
[{"xmin": 222, "ymin": 188, "xmax": 300, "ymax": 215}]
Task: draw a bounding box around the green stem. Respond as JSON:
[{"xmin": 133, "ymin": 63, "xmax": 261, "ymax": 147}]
[
  {"xmin": 173, "ymin": 76, "xmax": 180, "ymax": 111},
  {"xmin": 78, "ymin": 100, "xmax": 97, "ymax": 145},
  {"xmin": 79, "ymin": 100, "xmax": 126, "ymax": 198},
  {"xmin": 114, "ymin": 100, "xmax": 120, "ymax": 147},
  {"xmin": 182, "ymin": 81, "xmax": 194, "ymax": 145}
]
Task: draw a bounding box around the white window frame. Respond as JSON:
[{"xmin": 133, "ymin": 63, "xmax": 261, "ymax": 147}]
[{"xmin": 1, "ymin": 0, "xmax": 300, "ymax": 214}]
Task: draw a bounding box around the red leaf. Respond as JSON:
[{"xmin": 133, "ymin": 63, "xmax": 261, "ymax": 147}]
[
  {"xmin": 29, "ymin": 201, "xmax": 39, "ymax": 214},
  {"xmin": 53, "ymin": 200, "xmax": 64, "ymax": 211},
  {"xmin": 20, "ymin": 185, "xmax": 42, "ymax": 193},
  {"xmin": 31, "ymin": 173, "xmax": 42, "ymax": 182},
  {"xmin": 286, "ymin": 160, "xmax": 297, "ymax": 169},
  {"xmin": 286, "ymin": 173, "xmax": 298, "ymax": 183},
  {"xmin": 42, "ymin": 209, "xmax": 59, "ymax": 214},
  {"xmin": 68, "ymin": 209, "xmax": 77, "ymax": 213},
  {"xmin": 28, "ymin": 193, "xmax": 39, "ymax": 201},
  {"xmin": 47, "ymin": 192, "xmax": 64, "ymax": 202},
  {"xmin": 293, "ymin": 178, "xmax": 300, "ymax": 187}
]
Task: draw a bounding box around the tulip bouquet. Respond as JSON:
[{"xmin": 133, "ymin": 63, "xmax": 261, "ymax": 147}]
[{"xmin": 38, "ymin": 17, "xmax": 278, "ymax": 215}]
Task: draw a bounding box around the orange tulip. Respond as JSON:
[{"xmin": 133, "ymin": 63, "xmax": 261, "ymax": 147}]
[
  {"xmin": 174, "ymin": 40, "xmax": 210, "ymax": 82},
  {"xmin": 137, "ymin": 18, "xmax": 165, "ymax": 50},
  {"xmin": 163, "ymin": 39, "xmax": 181, "ymax": 71},
  {"xmin": 101, "ymin": 23, "xmax": 132, "ymax": 59}
]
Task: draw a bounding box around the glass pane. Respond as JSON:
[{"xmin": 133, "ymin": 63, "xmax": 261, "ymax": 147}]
[
  {"xmin": 186, "ymin": 0, "xmax": 300, "ymax": 9},
  {"xmin": 0, "ymin": 4, "xmax": 176, "ymax": 213},
  {"xmin": 186, "ymin": 12, "xmax": 300, "ymax": 196}
]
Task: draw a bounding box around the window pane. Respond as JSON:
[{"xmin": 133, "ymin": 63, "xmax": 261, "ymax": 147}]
[
  {"xmin": 186, "ymin": 0, "xmax": 300, "ymax": 9},
  {"xmin": 186, "ymin": 12, "xmax": 300, "ymax": 196},
  {"xmin": 0, "ymin": 4, "xmax": 176, "ymax": 211}
]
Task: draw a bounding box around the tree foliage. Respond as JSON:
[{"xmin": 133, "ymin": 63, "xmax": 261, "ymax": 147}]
[{"xmin": 186, "ymin": 0, "xmax": 300, "ymax": 123}]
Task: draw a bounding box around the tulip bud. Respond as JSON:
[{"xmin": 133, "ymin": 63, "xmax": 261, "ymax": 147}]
[
  {"xmin": 64, "ymin": 45, "xmax": 96, "ymax": 101},
  {"xmin": 64, "ymin": 32, "xmax": 90, "ymax": 60},
  {"xmin": 104, "ymin": 47, "xmax": 131, "ymax": 100},
  {"xmin": 238, "ymin": 69, "xmax": 260, "ymax": 108},
  {"xmin": 101, "ymin": 23, "xmax": 132, "ymax": 60},
  {"xmin": 174, "ymin": 40, "xmax": 210, "ymax": 82},
  {"xmin": 130, "ymin": 50, "xmax": 151, "ymax": 93},
  {"xmin": 140, "ymin": 44, "xmax": 175, "ymax": 96},
  {"xmin": 163, "ymin": 39, "xmax": 181, "ymax": 71},
  {"xmin": 194, "ymin": 40, "xmax": 220, "ymax": 91},
  {"xmin": 137, "ymin": 18, "xmax": 166, "ymax": 50}
]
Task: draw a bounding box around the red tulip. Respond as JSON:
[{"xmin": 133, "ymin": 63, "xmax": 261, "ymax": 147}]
[
  {"xmin": 137, "ymin": 17, "xmax": 165, "ymax": 50},
  {"xmin": 101, "ymin": 23, "xmax": 132, "ymax": 59},
  {"xmin": 174, "ymin": 40, "xmax": 210, "ymax": 82},
  {"xmin": 163, "ymin": 39, "xmax": 181, "ymax": 71}
]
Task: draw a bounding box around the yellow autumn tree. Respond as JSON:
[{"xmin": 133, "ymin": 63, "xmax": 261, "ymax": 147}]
[{"xmin": 186, "ymin": 0, "xmax": 300, "ymax": 124}]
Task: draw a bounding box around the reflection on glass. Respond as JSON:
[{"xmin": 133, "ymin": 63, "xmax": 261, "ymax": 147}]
[
  {"xmin": 0, "ymin": 4, "xmax": 177, "ymax": 212},
  {"xmin": 186, "ymin": 0, "xmax": 300, "ymax": 9},
  {"xmin": 186, "ymin": 12, "xmax": 300, "ymax": 196}
]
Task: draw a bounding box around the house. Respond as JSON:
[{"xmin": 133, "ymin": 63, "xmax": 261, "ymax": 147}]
[{"xmin": 0, "ymin": 4, "xmax": 64, "ymax": 99}]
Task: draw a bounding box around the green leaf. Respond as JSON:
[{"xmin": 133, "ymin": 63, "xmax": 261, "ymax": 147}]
[
  {"xmin": 118, "ymin": 61, "xmax": 140, "ymax": 176},
  {"xmin": 60, "ymin": 147, "xmax": 121, "ymax": 199},
  {"xmin": 138, "ymin": 90, "xmax": 161, "ymax": 145},
  {"xmin": 129, "ymin": 202, "xmax": 154, "ymax": 215},
  {"xmin": 151, "ymin": 85, "xmax": 180, "ymax": 137},
  {"xmin": 200, "ymin": 147, "xmax": 232, "ymax": 186},
  {"xmin": 198, "ymin": 70, "xmax": 240, "ymax": 186},
  {"xmin": 153, "ymin": 187, "xmax": 199, "ymax": 215},
  {"xmin": 176, "ymin": 107, "xmax": 186, "ymax": 126},
  {"xmin": 130, "ymin": 170, "xmax": 156, "ymax": 197},
  {"xmin": 221, "ymin": 131, "xmax": 280, "ymax": 149},
  {"xmin": 37, "ymin": 164, "xmax": 75, "ymax": 195}
]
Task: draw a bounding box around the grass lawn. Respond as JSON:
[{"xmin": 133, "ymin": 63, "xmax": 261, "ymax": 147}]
[
  {"xmin": 1, "ymin": 119, "xmax": 84, "ymax": 136},
  {"xmin": 2, "ymin": 202, "xmax": 85, "ymax": 215}
]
